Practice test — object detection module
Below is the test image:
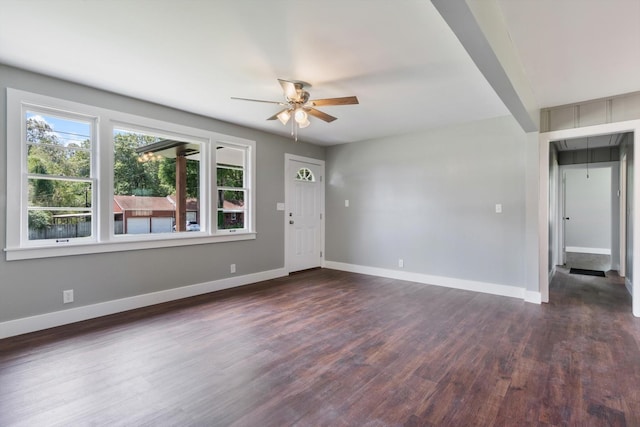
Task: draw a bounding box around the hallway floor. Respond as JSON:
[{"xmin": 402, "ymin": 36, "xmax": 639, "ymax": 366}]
[{"xmin": 564, "ymin": 251, "xmax": 612, "ymax": 272}]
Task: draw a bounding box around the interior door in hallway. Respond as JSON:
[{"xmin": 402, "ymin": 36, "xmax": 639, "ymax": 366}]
[
  {"xmin": 562, "ymin": 167, "xmax": 612, "ymax": 269},
  {"xmin": 286, "ymin": 156, "xmax": 324, "ymax": 273}
]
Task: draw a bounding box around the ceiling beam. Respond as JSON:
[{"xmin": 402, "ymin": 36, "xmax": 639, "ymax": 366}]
[{"xmin": 431, "ymin": 0, "xmax": 539, "ymax": 133}]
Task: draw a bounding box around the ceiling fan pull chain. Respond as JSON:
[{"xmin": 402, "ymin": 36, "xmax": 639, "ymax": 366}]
[
  {"xmin": 291, "ymin": 117, "xmax": 296, "ymax": 142},
  {"xmin": 293, "ymin": 119, "xmax": 297, "ymax": 142}
]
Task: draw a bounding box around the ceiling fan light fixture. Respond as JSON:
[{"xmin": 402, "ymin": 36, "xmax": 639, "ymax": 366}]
[
  {"xmin": 298, "ymin": 118, "xmax": 311, "ymax": 129},
  {"xmin": 294, "ymin": 108, "xmax": 308, "ymax": 124},
  {"xmin": 277, "ymin": 109, "xmax": 291, "ymax": 125}
]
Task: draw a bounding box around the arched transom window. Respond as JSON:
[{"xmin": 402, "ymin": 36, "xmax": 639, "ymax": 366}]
[{"xmin": 295, "ymin": 167, "xmax": 315, "ymax": 182}]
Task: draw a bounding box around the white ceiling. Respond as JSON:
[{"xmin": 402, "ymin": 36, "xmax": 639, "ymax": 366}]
[
  {"xmin": 497, "ymin": 0, "xmax": 640, "ymax": 108},
  {"xmin": 553, "ymin": 133, "xmax": 627, "ymax": 151},
  {"xmin": 0, "ymin": 1, "xmax": 638, "ymax": 145}
]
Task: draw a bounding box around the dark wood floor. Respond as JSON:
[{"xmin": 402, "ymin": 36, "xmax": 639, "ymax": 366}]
[{"xmin": 1, "ymin": 268, "xmax": 639, "ymax": 426}]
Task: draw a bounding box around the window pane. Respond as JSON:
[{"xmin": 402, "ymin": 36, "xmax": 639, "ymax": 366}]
[
  {"xmin": 28, "ymin": 145, "xmax": 91, "ymax": 178},
  {"xmin": 217, "ymin": 146, "xmax": 244, "ymax": 167},
  {"xmin": 25, "ymin": 112, "xmax": 91, "ymax": 178},
  {"xmin": 26, "ymin": 112, "xmax": 91, "ymax": 148},
  {"xmin": 295, "ymin": 167, "xmax": 315, "ymax": 182},
  {"xmin": 28, "ymin": 179, "xmax": 92, "ymax": 208},
  {"xmin": 113, "ymin": 130, "xmax": 201, "ymax": 235},
  {"xmin": 217, "ymin": 189, "xmax": 245, "ymax": 209},
  {"xmin": 217, "ymin": 167, "xmax": 243, "ymax": 187},
  {"xmin": 28, "ymin": 209, "xmax": 92, "ymax": 240},
  {"xmin": 217, "ymin": 212, "xmax": 244, "ymax": 230}
]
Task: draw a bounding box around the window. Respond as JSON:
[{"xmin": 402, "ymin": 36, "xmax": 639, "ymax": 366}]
[
  {"xmin": 113, "ymin": 129, "xmax": 201, "ymax": 235},
  {"xmin": 295, "ymin": 167, "xmax": 315, "ymax": 182},
  {"xmin": 217, "ymin": 144, "xmax": 248, "ymax": 231},
  {"xmin": 25, "ymin": 111, "xmax": 95, "ymax": 243},
  {"xmin": 6, "ymin": 89, "xmax": 256, "ymax": 260}
]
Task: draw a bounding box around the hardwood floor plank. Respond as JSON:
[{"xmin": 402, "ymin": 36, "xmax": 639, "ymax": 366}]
[{"xmin": 2, "ymin": 268, "xmax": 640, "ymax": 426}]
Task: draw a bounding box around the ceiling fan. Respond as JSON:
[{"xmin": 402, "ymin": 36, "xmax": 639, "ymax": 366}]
[{"xmin": 231, "ymin": 79, "xmax": 359, "ymax": 141}]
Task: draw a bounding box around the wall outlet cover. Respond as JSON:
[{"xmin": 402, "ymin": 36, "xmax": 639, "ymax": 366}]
[{"xmin": 63, "ymin": 289, "xmax": 74, "ymax": 304}]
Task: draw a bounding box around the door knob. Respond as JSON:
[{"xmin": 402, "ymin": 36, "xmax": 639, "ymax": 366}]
[
  {"xmin": 289, "ymin": 220, "xmax": 294, "ymax": 225},
  {"xmin": 563, "ymin": 217, "xmax": 570, "ymax": 220}
]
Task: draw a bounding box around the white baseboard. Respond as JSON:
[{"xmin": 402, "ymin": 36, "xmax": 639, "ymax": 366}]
[
  {"xmin": 566, "ymin": 246, "xmax": 611, "ymax": 255},
  {"xmin": 324, "ymin": 261, "xmax": 533, "ymax": 302},
  {"xmin": 525, "ymin": 290, "xmax": 542, "ymax": 304},
  {"xmin": 0, "ymin": 268, "xmax": 287, "ymax": 339}
]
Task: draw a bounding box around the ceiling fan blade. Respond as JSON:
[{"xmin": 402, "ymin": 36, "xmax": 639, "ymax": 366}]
[
  {"xmin": 308, "ymin": 96, "xmax": 359, "ymax": 107},
  {"xmin": 278, "ymin": 79, "xmax": 302, "ymax": 101},
  {"xmin": 231, "ymin": 97, "xmax": 287, "ymax": 106},
  {"xmin": 307, "ymin": 108, "xmax": 337, "ymax": 123}
]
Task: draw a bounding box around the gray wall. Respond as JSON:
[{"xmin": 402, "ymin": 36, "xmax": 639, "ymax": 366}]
[
  {"xmin": 0, "ymin": 64, "xmax": 325, "ymax": 323},
  {"xmin": 563, "ymin": 167, "xmax": 613, "ymax": 251},
  {"xmin": 325, "ymin": 115, "xmax": 527, "ymax": 288}
]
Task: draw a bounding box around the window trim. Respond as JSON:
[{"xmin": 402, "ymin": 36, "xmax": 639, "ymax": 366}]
[
  {"xmin": 5, "ymin": 88, "xmax": 256, "ymax": 261},
  {"xmin": 216, "ymin": 141, "xmax": 250, "ymax": 233}
]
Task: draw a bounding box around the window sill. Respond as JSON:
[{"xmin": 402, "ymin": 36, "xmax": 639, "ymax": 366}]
[{"xmin": 4, "ymin": 232, "xmax": 256, "ymax": 261}]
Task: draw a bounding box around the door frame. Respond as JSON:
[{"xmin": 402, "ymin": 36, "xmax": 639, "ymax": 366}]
[
  {"xmin": 539, "ymin": 119, "xmax": 640, "ymax": 316},
  {"xmin": 620, "ymin": 153, "xmax": 627, "ymax": 277},
  {"xmin": 284, "ymin": 153, "xmax": 325, "ymax": 274}
]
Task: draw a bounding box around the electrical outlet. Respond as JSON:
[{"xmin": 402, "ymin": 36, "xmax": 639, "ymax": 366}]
[
  {"xmin": 63, "ymin": 289, "xmax": 74, "ymax": 304},
  {"xmin": 495, "ymin": 203, "xmax": 502, "ymax": 213},
  {"xmin": 230, "ymin": 264, "xmax": 236, "ymax": 274},
  {"xmin": 345, "ymin": 199, "xmax": 350, "ymax": 207},
  {"xmin": 398, "ymin": 259, "xmax": 404, "ymax": 268}
]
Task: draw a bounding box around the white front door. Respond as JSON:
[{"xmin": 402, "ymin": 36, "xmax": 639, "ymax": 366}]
[{"xmin": 285, "ymin": 155, "xmax": 324, "ymax": 273}]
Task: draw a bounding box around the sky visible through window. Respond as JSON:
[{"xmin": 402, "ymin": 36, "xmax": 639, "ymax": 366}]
[{"xmin": 26, "ymin": 112, "xmax": 90, "ymax": 147}]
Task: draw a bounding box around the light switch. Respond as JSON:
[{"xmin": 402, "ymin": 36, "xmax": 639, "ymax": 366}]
[
  {"xmin": 495, "ymin": 204, "xmax": 502, "ymax": 213},
  {"xmin": 276, "ymin": 202, "xmax": 285, "ymax": 211},
  {"xmin": 345, "ymin": 200, "xmax": 350, "ymax": 207}
]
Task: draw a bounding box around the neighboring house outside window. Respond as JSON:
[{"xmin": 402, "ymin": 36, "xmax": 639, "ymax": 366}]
[
  {"xmin": 112, "ymin": 195, "xmax": 200, "ymax": 234},
  {"xmin": 6, "ymin": 89, "xmax": 255, "ymax": 260}
]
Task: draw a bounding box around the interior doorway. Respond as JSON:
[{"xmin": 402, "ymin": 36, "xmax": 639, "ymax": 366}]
[
  {"xmin": 538, "ymin": 120, "xmax": 640, "ymax": 317},
  {"xmin": 560, "ymin": 164, "xmax": 614, "ymax": 274}
]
